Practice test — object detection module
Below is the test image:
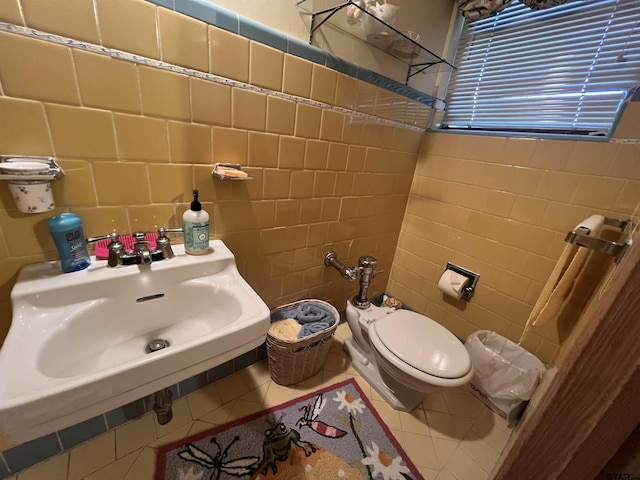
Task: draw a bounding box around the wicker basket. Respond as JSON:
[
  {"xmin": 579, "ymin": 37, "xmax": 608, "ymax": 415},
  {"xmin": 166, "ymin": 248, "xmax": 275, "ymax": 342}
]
[{"xmin": 266, "ymin": 299, "xmax": 339, "ymax": 386}]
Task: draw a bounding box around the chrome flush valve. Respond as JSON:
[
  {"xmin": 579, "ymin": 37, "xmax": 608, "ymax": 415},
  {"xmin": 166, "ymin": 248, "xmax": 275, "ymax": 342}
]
[{"xmin": 324, "ymin": 252, "xmax": 380, "ymax": 309}]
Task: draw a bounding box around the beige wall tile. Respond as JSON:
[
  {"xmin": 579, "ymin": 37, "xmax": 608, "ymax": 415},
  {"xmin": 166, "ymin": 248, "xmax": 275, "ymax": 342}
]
[
  {"xmin": 609, "ymin": 144, "xmax": 640, "ymax": 181},
  {"xmin": 0, "ymin": 0, "xmax": 24, "ymax": 24},
  {"xmin": 328, "ymin": 143, "xmax": 349, "ymax": 171},
  {"xmin": 530, "ymin": 139, "xmax": 575, "ymax": 170},
  {"xmin": 263, "ymin": 169, "xmax": 290, "ymax": 199},
  {"xmin": 500, "ymin": 137, "xmax": 537, "ymax": 166},
  {"xmin": 613, "ymin": 102, "xmax": 640, "ymax": 139},
  {"xmin": 510, "ymin": 196, "xmax": 548, "ymax": 225},
  {"xmin": 310, "ymin": 65, "xmax": 337, "ymax": 105},
  {"xmin": 190, "ymin": 77, "xmax": 232, "ymax": 127},
  {"xmin": 212, "ymin": 127, "xmax": 248, "ymax": 165},
  {"xmin": 567, "ymin": 141, "xmax": 616, "ymax": 175},
  {"xmin": 232, "ymin": 88, "xmax": 266, "ymax": 131},
  {"xmin": 168, "ymin": 121, "xmax": 212, "ymax": 164},
  {"xmin": 139, "ymin": 66, "xmax": 190, "ymax": 120},
  {"xmin": 505, "ymin": 166, "xmax": 543, "ymax": 196},
  {"xmin": 275, "ymin": 199, "xmax": 301, "ymax": 226},
  {"xmin": 93, "ymin": 162, "xmax": 150, "ymax": 205},
  {"xmin": 571, "ymin": 176, "xmax": 626, "ymax": 210},
  {"xmin": 127, "ymin": 205, "xmax": 175, "ymax": 232},
  {"xmin": 334, "ymin": 73, "xmax": 359, "ymax": 110},
  {"xmin": 294, "ymin": 103, "xmax": 321, "ymax": 139},
  {"xmin": 305, "ymin": 140, "xmax": 329, "ymax": 170},
  {"xmin": 0, "ymin": 209, "xmax": 58, "ymax": 256},
  {"xmin": 149, "ymin": 164, "xmax": 193, "ymax": 203},
  {"xmin": 69, "ymin": 207, "xmax": 129, "ymax": 238},
  {"xmin": 97, "ymin": 0, "xmax": 159, "ymax": 58},
  {"xmin": 46, "ymin": 104, "xmax": 117, "ymax": 158},
  {"xmin": 74, "ymin": 50, "xmax": 140, "ymax": 113},
  {"xmin": 54, "ymin": 159, "xmax": 97, "ymax": 207},
  {"xmin": 535, "ymin": 170, "xmax": 581, "ymax": 202},
  {"xmin": 266, "ymin": 96, "xmax": 295, "ymax": 135},
  {"xmin": 114, "ymin": 113, "xmax": 169, "ymax": 162},
  {"xmin": 320, "ymin": 109, "xmax": 344, "ymax": 142},
  {"xmin": 21, "ymin": 0, "xmax": 99, "ymax": 43},
  {"xmin": 0, "ymin": 32, "xmax": 79, "ymax": 104},
  {"xmin": 342, "ymin": 114, "xmax": 363, "ymax": 145},
  {"xmin": 278, "ymin": 136, "xmax": 305, "ymax": 169},
  {"xmin": 209, "ymin": 26, "xmax": 249, "ymax": 82},
  {"xmin": 250, "ymin": 42, "xmax": 283, "ymax": 91},
  {"xmin": 0, "ymin": 97, "xmax": 52, "ymax": 155},
  {"xmin": 282, "ymin": 54, "xmax": 312, "ymax": 99},
  {"xmin": 248, "ymin": 132, "xmax": 278, "ymax": 168},
  {"xmin": 158, "ymin": 8, "xmax": 208, "ymax": 72},
  {"xmin": 290, "ymin": 170, "xmax": 315, "ymax": 199},
  {"xmin": 615, "ymin": 181, "xmax": 640, "ymax": 214}
]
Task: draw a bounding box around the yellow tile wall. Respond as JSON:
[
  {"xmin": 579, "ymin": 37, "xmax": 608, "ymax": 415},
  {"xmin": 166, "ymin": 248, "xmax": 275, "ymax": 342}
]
[
  {"xmin": 1, "ymin": 0, "xmax": 637, "ymax": 369},
  {"xmin": 0, "ymin": 1, "xmax": 426, "ymax": 346},
  {"xmin": 389, "ymin": 132, "xmax": 640, "ymax": 365}
]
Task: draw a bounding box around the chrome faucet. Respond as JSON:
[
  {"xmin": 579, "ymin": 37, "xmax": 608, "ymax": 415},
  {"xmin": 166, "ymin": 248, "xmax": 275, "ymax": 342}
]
[
  {"xmin": 324, "ymin": 252, "xmax": 380, "ymax": 309},
  {"xmin": 132, "ymin": 232, "xmax": 152, "ymax": 265},
  {"xmin": 87, "ymin": 227, "xmax": 183, "ymax": 268}
]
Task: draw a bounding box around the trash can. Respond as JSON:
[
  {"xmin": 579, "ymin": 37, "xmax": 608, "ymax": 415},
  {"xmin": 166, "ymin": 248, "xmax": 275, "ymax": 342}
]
[{"xmin": 465, "ymin": 330, "xmax": 546, "ymax": 421}]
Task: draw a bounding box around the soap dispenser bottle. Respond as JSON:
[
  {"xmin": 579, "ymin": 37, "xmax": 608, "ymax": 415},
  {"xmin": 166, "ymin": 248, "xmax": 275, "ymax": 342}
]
[{"xmin": 183, "ymin": 189, "xmax": 210, "ymax": 255}]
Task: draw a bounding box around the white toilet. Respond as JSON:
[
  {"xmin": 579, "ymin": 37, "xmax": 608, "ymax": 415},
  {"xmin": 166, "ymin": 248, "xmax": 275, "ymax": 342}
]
[{"xmin": 344, "ymin": 300, "xmax": 474, "ymax": 412}]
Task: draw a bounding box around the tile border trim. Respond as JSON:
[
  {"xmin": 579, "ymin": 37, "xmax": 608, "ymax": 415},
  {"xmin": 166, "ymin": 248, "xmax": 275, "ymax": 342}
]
[
  {"xmin": 0, "ymin": 22, "xmax": 424, "ymax": 133},
  {"xmin": 150, "ymin": 0, "xmax": 436, "ymax": 108}
]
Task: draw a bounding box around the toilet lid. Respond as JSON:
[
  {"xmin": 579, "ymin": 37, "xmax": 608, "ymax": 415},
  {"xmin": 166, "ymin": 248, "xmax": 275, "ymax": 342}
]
[{"xmin": 373, "ymin": 310, "xmax": 471, "ymax": 379}]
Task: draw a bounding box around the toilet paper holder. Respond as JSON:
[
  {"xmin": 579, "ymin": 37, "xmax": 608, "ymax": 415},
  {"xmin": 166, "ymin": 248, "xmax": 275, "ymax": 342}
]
[{"xmin": 444, "ymin": 262, "xmax": 480, "ymax": 302}]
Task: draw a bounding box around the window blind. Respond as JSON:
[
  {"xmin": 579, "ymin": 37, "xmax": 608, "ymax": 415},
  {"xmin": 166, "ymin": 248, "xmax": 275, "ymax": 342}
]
[{"xmin": 442, "ymin": 0, "xmax": 640, "ymax": 135}]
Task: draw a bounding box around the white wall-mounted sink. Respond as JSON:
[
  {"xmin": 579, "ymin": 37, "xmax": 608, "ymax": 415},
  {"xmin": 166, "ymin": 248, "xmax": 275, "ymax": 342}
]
[{"xmin": 0, "ymin": 240, "xmax": 270, "ymax": 445}]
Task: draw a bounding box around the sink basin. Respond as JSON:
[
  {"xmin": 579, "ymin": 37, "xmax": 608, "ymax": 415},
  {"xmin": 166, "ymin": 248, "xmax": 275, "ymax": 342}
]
[{"xmin": 0, "ymin": 240, "xmax": 270, "ymax": 445}]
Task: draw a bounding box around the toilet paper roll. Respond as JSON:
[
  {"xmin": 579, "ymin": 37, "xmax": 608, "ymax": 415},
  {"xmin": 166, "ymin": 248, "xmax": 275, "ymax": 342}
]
[{"xmin": 438, "ymin": 269, "xmax": 469, "ymax": 300}]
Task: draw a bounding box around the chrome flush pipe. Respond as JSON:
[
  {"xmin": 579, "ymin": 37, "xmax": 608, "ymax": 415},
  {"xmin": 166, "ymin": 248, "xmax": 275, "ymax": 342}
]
[{"xmin": 324, "ymin": 252, "xmax": 379, "ymax": 309}]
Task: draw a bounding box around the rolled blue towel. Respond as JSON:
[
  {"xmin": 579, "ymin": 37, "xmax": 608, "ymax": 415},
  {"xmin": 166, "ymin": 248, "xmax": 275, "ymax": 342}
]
[
  {"xmin": 299, "ymin": 322, "xmax": 331, "ymax": 338},
  {"xmin": 270, "ymin": 305, "xmax": 300, "ymax": 323},
  {"xmin": 296, "ymin": 302, "xmax": 335, "ymax": 325}
]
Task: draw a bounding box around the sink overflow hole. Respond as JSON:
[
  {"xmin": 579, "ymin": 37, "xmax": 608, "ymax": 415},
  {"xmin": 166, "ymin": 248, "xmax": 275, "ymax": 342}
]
[{"xmin": 136, "ymin": 293, "xmax": 165, "ymax": 303}]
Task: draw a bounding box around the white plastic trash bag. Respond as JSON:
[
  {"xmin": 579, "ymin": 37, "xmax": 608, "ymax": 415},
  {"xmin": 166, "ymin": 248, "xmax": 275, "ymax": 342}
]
[{"xmin": 465, "ymin": 331, "xmax": 545, "ymax": 420}]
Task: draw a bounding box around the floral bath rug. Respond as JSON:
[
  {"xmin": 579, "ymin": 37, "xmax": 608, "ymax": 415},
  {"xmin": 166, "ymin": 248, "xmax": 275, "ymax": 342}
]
[{"xmin": 154, "ymin": 378, "xmax": 421, "ymax": 479}]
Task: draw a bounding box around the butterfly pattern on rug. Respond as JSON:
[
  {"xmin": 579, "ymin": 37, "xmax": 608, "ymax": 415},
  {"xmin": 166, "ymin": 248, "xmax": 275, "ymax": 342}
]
[{"xmin": 157, "ymin": 379, "xmax": 419, "ymax": 480}]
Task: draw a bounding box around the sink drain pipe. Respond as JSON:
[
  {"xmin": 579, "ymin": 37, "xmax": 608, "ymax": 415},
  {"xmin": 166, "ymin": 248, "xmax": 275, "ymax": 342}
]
[{"xmin": 147, "ymin": 339, "xmax": 173, "ymax": 425}]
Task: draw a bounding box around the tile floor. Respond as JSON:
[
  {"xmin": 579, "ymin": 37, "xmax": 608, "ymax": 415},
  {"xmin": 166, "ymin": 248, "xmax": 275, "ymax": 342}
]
[{"xmin": 8, "ymin": 324, "xmax": 513, "ymax": 480}]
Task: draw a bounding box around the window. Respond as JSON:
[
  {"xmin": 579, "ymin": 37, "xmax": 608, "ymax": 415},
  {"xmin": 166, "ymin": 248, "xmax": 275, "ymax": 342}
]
[{"xmin": 441, "ymin": 0, "xmax": 640, "ymax": 136}]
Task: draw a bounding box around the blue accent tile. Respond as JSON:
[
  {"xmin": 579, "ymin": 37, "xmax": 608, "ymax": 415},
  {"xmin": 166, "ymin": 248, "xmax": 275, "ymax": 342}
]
[
  {"xmin": 105, "ymin": 399, "xmax": 146, "ymax": 429},
  {"xmin": 239, "ymin": 17, "xmax": 288, "ymax": 52},
  {"xmin": 287, "ymin": 37, "xmax": 327, "ymax": 65},
  {"xmin": 175, "ymin": 0, "xmax": 239, "ymax": 33},
  {"xmin": 233, "ymin": 349, "xmax": 256, "ymax": 371},
  {"xmin": 207, "ymin": 359, "xmax": 234, "ymax": 383},
  {"xmin": 58, "ymin": 415, "xmax": 107, "ymax": 450},
  {"xmin": 3, "ymin": 434, "xmax": 61, "ymax": 473},
  {"xmin": 179, "ymin": 372, "xmax": 209, "ymax": 396},
  {"xmin": 147, "ymin": 0, "xmax": 174, "ymax": 9},
  {"xmin": 0, "ymin": 455, "xmax": 10, "ymax": 478},
  {"xmin": 357, "ymin": 66, "xmax": 434, "ymax": 106},
  {"xmin": 326, "ymin": 53, "xmax": 358, "ymax": 77}
]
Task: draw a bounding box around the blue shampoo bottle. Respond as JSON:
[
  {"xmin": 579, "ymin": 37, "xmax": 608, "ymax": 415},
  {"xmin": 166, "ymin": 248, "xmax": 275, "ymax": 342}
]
[{"xmin": 48, "ymin": 213, "xmax": 91, "ymax": 273}]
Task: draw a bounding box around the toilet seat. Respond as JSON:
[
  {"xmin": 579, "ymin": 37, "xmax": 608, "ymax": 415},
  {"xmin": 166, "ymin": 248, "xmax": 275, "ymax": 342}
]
[{"xmin": 369, "ymin": 310, "xmax": 473, "ymax": 388}]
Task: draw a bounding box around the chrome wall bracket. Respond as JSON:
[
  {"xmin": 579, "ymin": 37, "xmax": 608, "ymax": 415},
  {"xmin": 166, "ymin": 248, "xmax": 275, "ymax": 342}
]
[
  {"xmin": 445, "ymin": 262, "xmax": 480, "ymax": 302},
  {"xmin": 564, "ymin": 217, "xmax": 632, "ymax": 264},
  {"xmin": 0, "ymin": 155, "xmax": 64, "ymax": 181}
]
